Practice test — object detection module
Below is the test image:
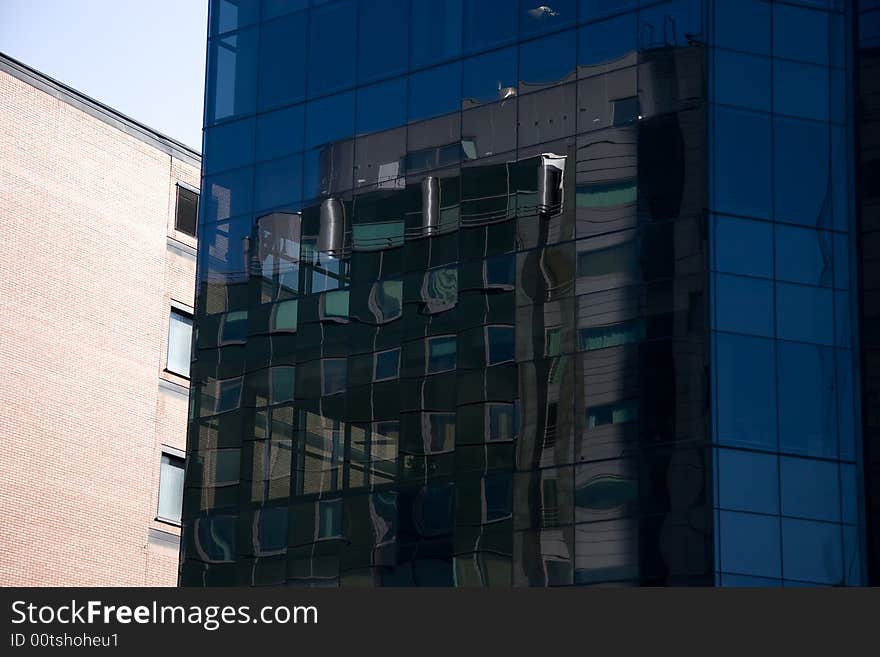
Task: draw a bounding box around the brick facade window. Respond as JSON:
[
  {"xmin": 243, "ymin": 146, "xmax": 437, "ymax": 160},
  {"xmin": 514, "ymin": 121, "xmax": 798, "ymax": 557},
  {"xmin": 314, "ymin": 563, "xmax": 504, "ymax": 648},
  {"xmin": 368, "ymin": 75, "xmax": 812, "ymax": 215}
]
[
  {"xmin": 166, "ymin": 308, "xmax": 193, "ymax": 378},
  {"xmin": 175, "ymin": 185, "xmax": 198, "ymax": 237},
  {"xmin": 157, "ymin": 451, "xmax": 185, "ymax": 524}
]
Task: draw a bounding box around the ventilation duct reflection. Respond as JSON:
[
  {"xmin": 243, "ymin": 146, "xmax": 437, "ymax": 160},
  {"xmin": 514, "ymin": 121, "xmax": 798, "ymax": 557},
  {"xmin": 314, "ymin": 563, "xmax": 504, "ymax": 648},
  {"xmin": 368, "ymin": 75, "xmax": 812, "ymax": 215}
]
[
  {"xmin": 537, "ymin": 153, "xmax": 566, "ymax": 217},
  {"xmin": 317, "ymin": 197, "xmax": 346, "ymax": 257},
  {"xmin": 421, "ymin": 176, "xmax": 440, "ymax": 235}
]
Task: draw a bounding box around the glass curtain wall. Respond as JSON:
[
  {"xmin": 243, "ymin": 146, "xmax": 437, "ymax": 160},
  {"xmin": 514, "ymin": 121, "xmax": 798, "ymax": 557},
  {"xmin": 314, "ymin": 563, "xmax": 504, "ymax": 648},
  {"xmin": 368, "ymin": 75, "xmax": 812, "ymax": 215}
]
[
  {"xmin": 184, "ymin": 0, "xmax": 714, "ymax": 586},
  {"xmin": 709, "ymin": 0, "xmax": 865, "ymax": 586}
]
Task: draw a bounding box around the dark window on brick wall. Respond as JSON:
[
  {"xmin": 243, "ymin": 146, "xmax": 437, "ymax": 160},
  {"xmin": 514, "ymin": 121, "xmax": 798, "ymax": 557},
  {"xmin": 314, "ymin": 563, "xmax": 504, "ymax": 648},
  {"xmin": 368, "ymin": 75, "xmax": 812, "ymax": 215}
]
[{"xmin": 175, "ymin": 185, "xmax": 199, "ymax": 237}]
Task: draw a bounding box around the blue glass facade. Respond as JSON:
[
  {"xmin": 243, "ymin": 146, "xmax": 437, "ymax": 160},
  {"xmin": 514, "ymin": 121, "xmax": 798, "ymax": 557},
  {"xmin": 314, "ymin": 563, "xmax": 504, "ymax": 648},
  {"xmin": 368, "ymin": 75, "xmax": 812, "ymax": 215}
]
[
  {"xmin": 709, "ymin": 0, "xmax": 864, "ymax": 586},
  {"xmin": 181, "ymin": 0, "xmax": 869, "ymax": 586}
]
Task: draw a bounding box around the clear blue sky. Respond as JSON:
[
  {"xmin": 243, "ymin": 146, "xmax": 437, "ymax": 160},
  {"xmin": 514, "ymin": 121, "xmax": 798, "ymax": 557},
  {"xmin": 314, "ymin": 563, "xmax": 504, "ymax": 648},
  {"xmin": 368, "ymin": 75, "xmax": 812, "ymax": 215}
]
[{"xmin": 0, "ymin": 0, "xmax": 208, "ymax": 151}]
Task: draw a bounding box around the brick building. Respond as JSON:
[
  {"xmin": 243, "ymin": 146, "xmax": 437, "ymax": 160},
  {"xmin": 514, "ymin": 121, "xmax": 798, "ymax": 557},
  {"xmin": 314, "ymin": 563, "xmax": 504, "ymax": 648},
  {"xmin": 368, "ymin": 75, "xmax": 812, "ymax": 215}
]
[{"xmin": 0, "ymin": 52, "xmax": 200, "ymax": 586}]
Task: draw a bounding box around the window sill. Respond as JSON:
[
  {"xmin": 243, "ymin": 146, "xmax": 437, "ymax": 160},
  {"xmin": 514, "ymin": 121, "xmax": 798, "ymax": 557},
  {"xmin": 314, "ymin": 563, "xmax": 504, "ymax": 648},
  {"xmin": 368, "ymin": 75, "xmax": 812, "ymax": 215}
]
[
  {"xmin": 163, "ymin": 368, "xmax": 191, "ymax": 381},
  {"xmin": 155, "ymin": 516, "xmax": 182, "ymax": 529},
  {"xmin": 166, "ymin": 234, "xmax": 198, "ymax": 259}
]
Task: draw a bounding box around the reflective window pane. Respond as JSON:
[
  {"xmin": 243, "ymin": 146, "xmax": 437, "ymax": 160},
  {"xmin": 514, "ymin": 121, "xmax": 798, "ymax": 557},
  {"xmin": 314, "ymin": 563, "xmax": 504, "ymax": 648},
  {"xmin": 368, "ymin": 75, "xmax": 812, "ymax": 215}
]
[
  {"xmin": 719, "ymin": 510, "xmax": 781, "ymax": 579},
  {"xmin": 272, "ymin": 299, "xmax": 299, "ymax": 332},
  {"xmin": 773, "ymin": 2, "xmax": 829, "ymax": 65},
  {"xmin": 304, "ymin": 142, "xmax": 354, "ymax": 201},
  {"xmin": 574, "ymin": 518, "xmax": 638, "ymax": 584},
  {"xmin": 262, "ymin": 0, "xmax": 308, "ymax": 21},
  {"xmin": 780, "ymin": 456, "xmax": 841, "ymax": 522},
  {"xmin": 487, "ymin": 326, "xmax": 515, "ymax": 365},
  {"xmin": 423, "ymin": 267, "xmax": 459, "ymax": 312},
  {"xmin": 203, "ymin": 167, "xmax": 253, "ymax": 223},
  {"xmin": 198, "ymin": 216, "xmax": 251, "ymax": 277},
  {"xmin": 318, "ymin": 498, "xmax": 343, "ymax": 538},
  {"xmin": 638, "ymin": 0, "xmax": 702, "ymax": 50},
  {"xmin": 210, "ymin": 0, "xmax": 260, "ymax": 36},
  {"xmin": 776, "ymin": 282, "xmax": 834, "ymax": 346},
  {"xmin": 774, "ymin": 225, "xmax": 833, "ymax": 287},
  {"xmin": 774, "ymin": 60, "xmax": 829, "ymax": 122},
  {"xmin": 462, "ymin": 102, "xmax": 517, "ymax": 159},
  {"xmin": 781, "ymin": 518, "xmax": 842, "ymax": 584},
  {"xmin": 576, "ymin": 67, "xmax": 636, "ymax": 133},
  {"xmin": 204, "ymin": 117, "xmax": 255, "ymax": 174},
  {"xmin": 587, "ymin": 399, "xmax": 638, "ymax": 428},
  {"xmin": 462, "ymin": 47, "xmax": 518, "ymax": 107},
  {"xmin": 305, "ymin": 91, "xmax": 356, "ymax": 149},
  {"xmin": 712, "ymin": 214, "xmax": 772, "ymax": 278},
  {"xmin": 773, "ymin": 117, "xmax": 830, "ymax": 228},
  {"xmin": 308, "ymin": 0, "xmax": 357, "ymax": 96},
  {"xmin": 254, "ymin": 154, "xmax": 303, "ymax": 211},
  {"xmin": 271, "ymin": 366, "xmax": 296, "ymax": 404},
  {"xmin": 193, "ymin": 515, "xmax": 237, "ymax": 562},
  {"xmin": 207, "ymin": 28, "xmax": 258, "ymax": 123},
  {"xmin": 520, "ymin": 0, "xmax": 576, "ymax": 37},
  {"xmin": 358, "ymin": 0, "xmax": 409, "ymax": 83},
  {"xmin": 427, "ymin": 336, "xmax": 458, "ymax": 373},
  {"xmin": 258, "ymin": 14, "xmax": 307, "ymax": 110},
  {"xmin": 579, "ymin": 0, "xmax": 638, "ymax": 23},
  {"xmin": 322, "ymin": 289, "xmax": 350, "ymax": 320},
  {"xmin": 519, "ymin": 28, "xmax": 577, "ymax": 93},
  {"xmin": 488, "ymin": 403, "xmax": 518, "ymax": 442},
  {"xmin": 715, "ymin": 333, "xmax": 777, "ymax": 451},
  {"xmin": 484, "ymin": 474, "xmax": 513, "ymax": 520},
  {"xmin": 220, "ymin": 310, "xmax": 248, "ymax": 344},
  {"xmin": 322, "ymin": 358, "xmax": 348, "ymax": 395},
  {"xmin": 409, "ymin": 62, "xmax": 462, "ymax": 122},
  {"xmin": 713, "ymin": 0, "xmax": 770, "ymax": 55},
  {"xmin": 574, "ymin": 458, "xmax": 638, "ymax": 523},
  {"xmin": 410, "ymin": 0, "xmax": 463, "ymax": 68},
  {"xmin": 357, "ymin": 77, "xmax": 407, "ymax": 135},
  {"xmin": 255, "ymin": 105, "xmax": 304, "ymax": 162},
  {"xmin": 777, "ymin": 341, "xmax": 838, "ymax": 459},
  {"xmin": 579, "ymin": 319, "xmax": 644, "ymax": 351},
  {"xmin": 713, "ymin": 50, "xmax": 771, "ymax": 112},
  {"xmin": 375, "ymin": 348, "xmax": 401, "ymax": 381},
  {"xmin": 464, "ymin": 0, "xmax": 518, "ymax": 53},
  {"xmin": 714, "ymin": 274, "xmax": 774, "ymax": 337},
  {"xmin": 254, "ymin": 507, "xmax": 288, "ymax": 554},
  {"xmin": 578, "ymin": 13, "xmax": 637, "ymax": 69},
  {"xmin": 717, "ymin": 448, "xmax": 779, "ymax": 514},
  {"xmin": 713, "ymin": 107, "xmax": 771, "ymax": 219},
  {"xmin": 518, "ymin": 83, "xmax": 576, "ymax": 148}
]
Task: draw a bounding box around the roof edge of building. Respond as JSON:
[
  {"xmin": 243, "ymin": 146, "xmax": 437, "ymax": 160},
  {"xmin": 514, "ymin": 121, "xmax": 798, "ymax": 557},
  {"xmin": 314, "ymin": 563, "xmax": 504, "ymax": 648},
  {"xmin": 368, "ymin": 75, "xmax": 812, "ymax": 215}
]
[{"xmin": 0, "ymin": 51, "xmax": 202, "ymax": 168}]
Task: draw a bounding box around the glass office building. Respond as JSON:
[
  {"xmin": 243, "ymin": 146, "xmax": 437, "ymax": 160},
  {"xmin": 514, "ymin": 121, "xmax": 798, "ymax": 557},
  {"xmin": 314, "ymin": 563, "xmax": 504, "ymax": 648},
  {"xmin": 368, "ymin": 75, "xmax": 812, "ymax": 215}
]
[{"xmin": 181, "ymin": 0, "xmax": 872, "ymax": 586}]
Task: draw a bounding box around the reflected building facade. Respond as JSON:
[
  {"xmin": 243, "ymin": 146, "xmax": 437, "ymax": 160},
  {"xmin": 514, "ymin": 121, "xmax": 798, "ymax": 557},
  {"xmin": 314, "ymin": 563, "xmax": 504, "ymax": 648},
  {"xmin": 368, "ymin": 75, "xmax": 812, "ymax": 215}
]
[{"xmin": 182, "ymin": 0, "xmax": 869, "ymax": 586}]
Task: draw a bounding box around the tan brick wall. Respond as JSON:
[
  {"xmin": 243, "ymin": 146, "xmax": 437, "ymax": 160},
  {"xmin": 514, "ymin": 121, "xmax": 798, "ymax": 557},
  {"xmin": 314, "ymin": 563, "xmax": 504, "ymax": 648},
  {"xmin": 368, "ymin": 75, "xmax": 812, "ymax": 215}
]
[{"xmin": 0, "ymin": 69, "xmax": 199, "ymax": 586}]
